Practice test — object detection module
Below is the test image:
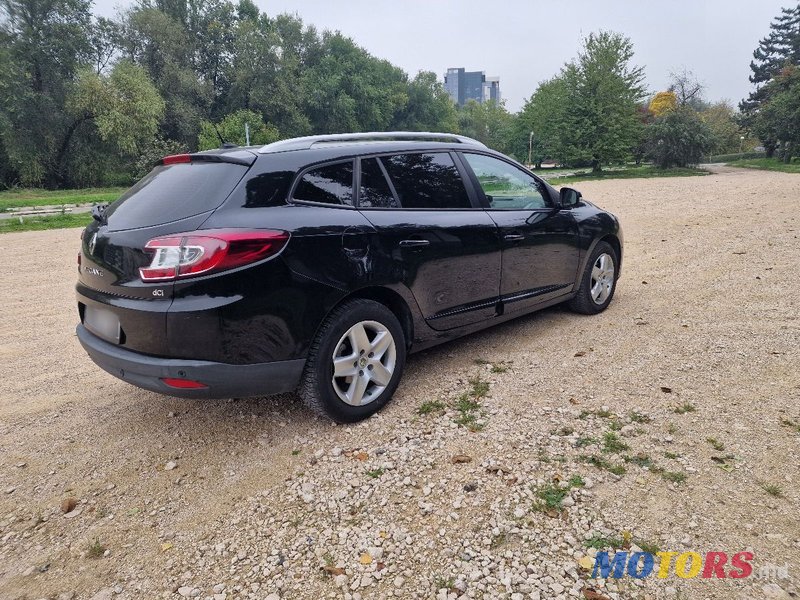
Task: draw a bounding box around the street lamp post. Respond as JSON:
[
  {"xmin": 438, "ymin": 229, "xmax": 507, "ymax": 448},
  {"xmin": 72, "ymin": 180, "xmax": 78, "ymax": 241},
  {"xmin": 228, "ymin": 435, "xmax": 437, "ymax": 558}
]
[{"xmin": 528, "ymin": 131, "xmax": 534, "ymax": 167}]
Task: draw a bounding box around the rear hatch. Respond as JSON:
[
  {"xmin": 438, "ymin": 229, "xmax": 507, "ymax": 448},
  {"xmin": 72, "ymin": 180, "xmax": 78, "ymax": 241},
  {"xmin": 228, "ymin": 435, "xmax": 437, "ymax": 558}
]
[{"xmin": 77, "ymin": 151, "xmax": 254, "ymax": 347}]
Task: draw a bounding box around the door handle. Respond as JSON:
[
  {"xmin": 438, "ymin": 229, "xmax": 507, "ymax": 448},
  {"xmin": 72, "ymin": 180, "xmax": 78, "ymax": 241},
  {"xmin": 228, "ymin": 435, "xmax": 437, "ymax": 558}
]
[
  {"xmin": 503, "ymin": 234, "xmax": 525, "ymax": 242},
  {"xmin": 399, "ymin": 239, "xmax": 430, "ymax": 247}
]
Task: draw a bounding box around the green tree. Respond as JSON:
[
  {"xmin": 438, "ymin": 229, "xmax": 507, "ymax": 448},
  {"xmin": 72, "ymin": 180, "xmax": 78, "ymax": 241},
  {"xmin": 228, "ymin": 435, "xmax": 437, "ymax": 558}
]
[
  {"xmin": 68, "ymin": 61, "xmax": 165, "ymax": 155},
  {"xmin": 700, "ymin": 101, "xmax": 745, "ymax": 155},
  {"xmin": 300, "ymin": 32, "xmax": 408, "ymax": 133},
  {"xmin": 560, "ymin": 31, "xmax": 646, "ymax": 172},
  {"xmin": 742, "ymin": 5, "xmax": 800, "ymax": 156},
  {"xmin": 391, "ymin": 71, "xmax": 458, "ymax": 133},
  {"xmin": 646, "ymin": 107, "xmax": 712, "ymax": 168},
  {"xmin": 752, "ymin": 65, "xmax": 800, "ymax": 162},
  {"xmin": 198, "ymin": 109, "xmax": 279, "ymax": 149},
  {"xmin": 457, "ymin": 99, "xmax": 515, "ymax": 155},
  {"xmin": 513, "ymin": 77, "xmax": 568, "ymax": 167},
  {"xmin": 0, "ymin": 0, "xmax": 92, "ymax": 185}
]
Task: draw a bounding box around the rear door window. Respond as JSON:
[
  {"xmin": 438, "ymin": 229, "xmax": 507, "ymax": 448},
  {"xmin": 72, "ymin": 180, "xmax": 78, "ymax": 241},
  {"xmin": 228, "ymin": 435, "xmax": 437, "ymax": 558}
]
[
  {"xmin": 293, "ymin": 161, "xmax": 354, "ymax": 205},
  {"xmin": 105, "ymin": 162, "xmax": 248, "ymax": 231},
  {"xmin": 381, "ymin": 152, "xmax": 471, "ymax": 209}
]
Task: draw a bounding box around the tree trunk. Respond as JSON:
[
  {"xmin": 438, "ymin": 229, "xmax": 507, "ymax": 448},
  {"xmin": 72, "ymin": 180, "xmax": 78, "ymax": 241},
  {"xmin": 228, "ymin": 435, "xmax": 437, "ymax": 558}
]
[
  {"xmin": 591, "ymin": 158, "xmax": 602, "ymax": 174},
  {"xmin": 53, "ymin": 115, "xmax": 91, "ymax": 188}
]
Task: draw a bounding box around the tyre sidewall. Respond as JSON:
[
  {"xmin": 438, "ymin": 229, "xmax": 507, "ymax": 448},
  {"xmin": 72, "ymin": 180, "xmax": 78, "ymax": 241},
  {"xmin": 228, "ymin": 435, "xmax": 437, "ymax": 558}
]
[
  {"xmin": 312, "ymin": 301, "xmax": 406, "ymax": 422},
  {"xmin": 578, "ymin": 242, "xmax": 618, "ymax": 314}
]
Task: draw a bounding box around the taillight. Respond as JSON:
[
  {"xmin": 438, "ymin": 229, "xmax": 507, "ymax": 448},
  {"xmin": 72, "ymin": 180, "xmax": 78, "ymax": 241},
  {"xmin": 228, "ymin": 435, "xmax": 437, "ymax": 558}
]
[{"xmin": 140, "ymin": 229, "xmax": 289, "ymax": 282}]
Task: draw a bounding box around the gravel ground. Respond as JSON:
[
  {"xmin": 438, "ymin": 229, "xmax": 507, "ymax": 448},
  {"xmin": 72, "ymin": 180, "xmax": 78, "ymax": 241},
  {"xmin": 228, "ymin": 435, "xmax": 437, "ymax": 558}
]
[{"xmin": 0, "ymin": 167, "xmax": 798, "ymax": 600}]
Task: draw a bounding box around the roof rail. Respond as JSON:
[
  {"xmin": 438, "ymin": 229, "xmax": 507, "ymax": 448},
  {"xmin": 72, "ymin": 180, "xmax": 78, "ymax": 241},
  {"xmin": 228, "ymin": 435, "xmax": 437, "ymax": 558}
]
[{"xmin": 257, "ymin": 131, "xmax": 487, "ymax": 154}]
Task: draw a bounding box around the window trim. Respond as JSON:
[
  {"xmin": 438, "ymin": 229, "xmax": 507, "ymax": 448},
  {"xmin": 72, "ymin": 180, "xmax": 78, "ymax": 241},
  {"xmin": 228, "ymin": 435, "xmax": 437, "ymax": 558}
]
[
  {"xmin": 288, "ymin": 158, "xmax": 357, "ymax": 209},
  {"xmin": 457, "ymin": 151, "xmax": 554, "ymax": 211},
  {"xmin": 354, "ymin": 151, "xmax": 482, "ymax": 211}
]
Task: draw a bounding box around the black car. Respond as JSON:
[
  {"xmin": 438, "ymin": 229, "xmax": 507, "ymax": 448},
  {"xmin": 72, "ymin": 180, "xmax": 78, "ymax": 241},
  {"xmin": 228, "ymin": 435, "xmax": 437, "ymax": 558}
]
[{"xmin": 76, "ymin": 132, "xmax": 622, "ymax": 422}]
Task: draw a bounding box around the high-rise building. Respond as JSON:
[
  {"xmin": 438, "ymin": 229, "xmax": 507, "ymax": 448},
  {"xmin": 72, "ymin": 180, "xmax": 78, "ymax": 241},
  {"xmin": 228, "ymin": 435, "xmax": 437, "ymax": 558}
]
[{"xmin": 444, "ymin": 68, "xmax": 501, "ymax": 106}]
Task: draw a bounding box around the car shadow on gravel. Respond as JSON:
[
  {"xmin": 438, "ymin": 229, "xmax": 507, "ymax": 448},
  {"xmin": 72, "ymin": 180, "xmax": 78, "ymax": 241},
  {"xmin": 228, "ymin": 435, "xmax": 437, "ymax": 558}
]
[{"xmin": 78, "ymin": 302, "xmax": 582, "ymax": 458}]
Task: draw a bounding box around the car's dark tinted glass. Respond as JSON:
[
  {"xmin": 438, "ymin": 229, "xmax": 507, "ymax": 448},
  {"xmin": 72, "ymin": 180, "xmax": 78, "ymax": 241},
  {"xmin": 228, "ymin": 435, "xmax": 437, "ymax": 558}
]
[
  {"xmin": 382, "ymin": 153, "xmax": 471, "ymax": 209},
  {"xmin": 293, "ymin": 161, "xmax": 354, "ymax": 205},
  {"xmin": 359, "ymin": 158, "xmax": 397, "ymax": 208},
  {"xmin": 105, "ymin": 162, "xmax": 248, "ymax": 231},
  {"xmin": 243, "ymin": 170, "xmax": 294, "ymax": 208}
]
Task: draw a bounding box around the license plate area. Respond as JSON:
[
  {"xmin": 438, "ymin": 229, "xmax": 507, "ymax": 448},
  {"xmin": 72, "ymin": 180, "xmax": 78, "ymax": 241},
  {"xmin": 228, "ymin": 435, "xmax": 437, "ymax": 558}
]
[{"xmin": 84, "ymin": 306, "xmax": 121, "ymax": 344}]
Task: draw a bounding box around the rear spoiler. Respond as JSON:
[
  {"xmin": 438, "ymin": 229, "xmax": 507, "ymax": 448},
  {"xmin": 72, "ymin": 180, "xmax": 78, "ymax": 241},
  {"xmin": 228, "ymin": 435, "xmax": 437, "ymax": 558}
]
[{"xmin": 157, "ymin": 150, "xmax": 256, "ymax": 168}]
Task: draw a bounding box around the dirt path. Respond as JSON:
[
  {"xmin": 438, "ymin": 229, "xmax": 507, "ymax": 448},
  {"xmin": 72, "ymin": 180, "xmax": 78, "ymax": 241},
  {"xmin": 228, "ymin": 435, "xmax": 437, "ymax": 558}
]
[{"xmin": 0, "ymin": 167, "xmax": 798, "ymax": 600}]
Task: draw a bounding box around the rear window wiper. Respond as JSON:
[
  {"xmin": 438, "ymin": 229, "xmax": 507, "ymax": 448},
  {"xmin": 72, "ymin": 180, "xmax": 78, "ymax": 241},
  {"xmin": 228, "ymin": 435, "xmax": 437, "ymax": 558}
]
[{"xmin": 91, "ymin": 203, "xmax": 108, "ymax": 224}]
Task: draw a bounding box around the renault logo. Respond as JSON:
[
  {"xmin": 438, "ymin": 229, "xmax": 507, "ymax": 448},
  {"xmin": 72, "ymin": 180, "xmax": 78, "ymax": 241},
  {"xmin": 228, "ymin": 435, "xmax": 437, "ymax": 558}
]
[{"xmin": 88, "ymin": 232, "xmax": 98, "ymax": 255}]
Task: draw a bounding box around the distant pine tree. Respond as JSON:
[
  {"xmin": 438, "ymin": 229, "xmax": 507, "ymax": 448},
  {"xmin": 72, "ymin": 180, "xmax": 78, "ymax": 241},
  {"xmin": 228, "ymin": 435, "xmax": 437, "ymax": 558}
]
[
  {"xmin": 750, "ymin": 5, "xmax": 800, "ymax": 86},
  {"xmin": 741, "ymin": 4, "xmax": 800, "ymax": 156}
]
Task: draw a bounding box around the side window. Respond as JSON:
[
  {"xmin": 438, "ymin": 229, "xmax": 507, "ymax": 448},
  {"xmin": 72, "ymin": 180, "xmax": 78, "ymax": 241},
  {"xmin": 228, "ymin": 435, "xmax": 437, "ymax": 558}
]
[
  {"xmin": 359, "ymin": 158, "xmax": 398, "ymax": 208},
  {"xmin": 293, "ymin": 161, "xmax": 354, "ymax": 205},
  {"xmin": 243, "ymin": 170, "xmax": 294, "ymax": 207},
  {"xmin": 381, "ymin": 152, "xmax": 471, "ymax": 209},
  {"xmin": 462, "ymin": 153, "xmax": 548, "ymax": 209}
]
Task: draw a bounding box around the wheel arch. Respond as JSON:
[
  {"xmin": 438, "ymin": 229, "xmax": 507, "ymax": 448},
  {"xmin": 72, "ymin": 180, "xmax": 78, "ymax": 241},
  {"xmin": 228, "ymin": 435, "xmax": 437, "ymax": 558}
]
[
  {"xmin": 315, "ymin": 285, "xmax": 421, "ymax": 352},
  {"xmin": 599, "ymin": 234, "xmax": 623, "ymax": 279}
]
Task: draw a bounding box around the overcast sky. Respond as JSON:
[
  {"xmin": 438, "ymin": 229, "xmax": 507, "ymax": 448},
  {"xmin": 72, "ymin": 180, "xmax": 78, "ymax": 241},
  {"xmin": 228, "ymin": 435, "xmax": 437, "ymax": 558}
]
[{"xmin": 94, "ymin": 0, "xmax": 788, "ymax": 112}]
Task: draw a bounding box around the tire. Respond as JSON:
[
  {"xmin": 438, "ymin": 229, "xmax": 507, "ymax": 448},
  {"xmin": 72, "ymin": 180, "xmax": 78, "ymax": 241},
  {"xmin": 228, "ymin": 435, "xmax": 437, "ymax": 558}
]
[
  {"xmin": 568, "ymin": 241, "xmax": 619, "ymax": 315},
  {"xmin": 298, "ymin": 298, "xmax": 407, "ymax": 423}
]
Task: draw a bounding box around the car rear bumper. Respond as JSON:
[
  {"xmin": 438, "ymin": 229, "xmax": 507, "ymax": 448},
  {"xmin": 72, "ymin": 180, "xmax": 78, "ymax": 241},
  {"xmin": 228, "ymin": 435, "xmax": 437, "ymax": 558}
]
[{"xmin": 76, "ymin": 324, "xmax": 305, "ymax": 399}]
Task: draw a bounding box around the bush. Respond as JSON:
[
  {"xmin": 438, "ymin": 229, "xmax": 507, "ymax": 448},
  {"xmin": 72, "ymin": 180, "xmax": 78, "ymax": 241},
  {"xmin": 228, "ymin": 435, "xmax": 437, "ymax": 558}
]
[{"xmin": 646, "ymin": 108, "xmax": 712, "ymax": 168}]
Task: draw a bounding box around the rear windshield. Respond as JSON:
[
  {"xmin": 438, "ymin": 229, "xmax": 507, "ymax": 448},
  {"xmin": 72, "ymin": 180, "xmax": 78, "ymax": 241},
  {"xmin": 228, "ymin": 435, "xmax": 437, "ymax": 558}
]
[{"xmin": 105, "ymin": 162, "xmax": 248, "ymax": 231}]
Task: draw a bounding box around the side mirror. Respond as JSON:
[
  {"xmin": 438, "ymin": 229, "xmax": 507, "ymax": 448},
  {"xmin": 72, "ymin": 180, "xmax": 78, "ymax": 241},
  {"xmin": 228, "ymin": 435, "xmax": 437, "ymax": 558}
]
[{"xmin": 559, "ymin": 187, "xmax": 582, "ymax": 207}]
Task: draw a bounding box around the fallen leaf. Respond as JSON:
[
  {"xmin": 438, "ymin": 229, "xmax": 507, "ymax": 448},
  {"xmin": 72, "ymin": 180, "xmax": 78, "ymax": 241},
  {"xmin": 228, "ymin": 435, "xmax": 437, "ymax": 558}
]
[
  {"xmin": 622, "ymin": 530, "xmax": 632, "ymax": 549},
  {"xmin": 451, "ymin": 454, "xmax": 473, "ymax": 464},
  {"xmin": 359, "ymin": 553, "xmax": 372, "ymax": 565},
  {"xmin": 60, "ymin": 497, "xmax": 77, "ymax": 514},
  {"xmin": 641, "ymin": 281, "xmax": 648, "ymax": 285},
  {"xmin": 376, "ymin": 561, "xmax": 386, "ymax": 571},
  {"xmin": 578, "ymin": 556, "xmax": 595, "ymax": 570},
  {"xmin": 354, "ymin": 452, "xmax": 368, "ymax": 461},
  {"xmin": 323, "ymin": 566, "xmax": 345, "ymax": 576},
  {"xmin": 660, "ymin": 386, "xmax": 672, "ymax": 394},
  {"xmin": 574, "ymin": 351, "xmax": 587, "ymax": 357},
  {"xmin": 160, "ymin": 542, "xmax": 173, "ymax": 552},
  {"xmin": 569, "ymin": 398, "xmax": 579, "ymax": 405},
  {"xmin": 505, "ymin": 477, "xmax": 518, "ymax": 486},
  {"xmin": 583, "ymin": 589, "xmax": 612, "ymax": 600},
  {"xmin": 378, "ymin": 530, "xmax": 388, "ymax": 539}
]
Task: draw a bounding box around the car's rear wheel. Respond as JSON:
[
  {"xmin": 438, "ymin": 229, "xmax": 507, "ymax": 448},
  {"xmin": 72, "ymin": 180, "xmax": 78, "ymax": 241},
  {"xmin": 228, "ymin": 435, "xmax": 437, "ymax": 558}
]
[
  {"xmin": 299, "ymin": 299, "xmax": 406, "ymax": 423},
  {"xmin": 568, "ymin": 241, "xmax": 618, "ymax": 314}
]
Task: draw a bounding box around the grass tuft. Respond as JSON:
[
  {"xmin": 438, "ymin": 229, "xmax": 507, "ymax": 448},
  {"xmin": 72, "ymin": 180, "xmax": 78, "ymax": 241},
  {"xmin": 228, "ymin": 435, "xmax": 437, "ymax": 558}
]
[
  {"xmin": 761, "ymin": 482, "xmax": 784, "ymax": 498},
  {"xmin": 86, "ymin": 538, "xmax": 106, "ymax": 559},
  {"xmin": 418, "ymin": 400, "xmax": 446, "ymax": 415},
  {"xmin": 602, "ymin": 431, "xmax": 629, "ymax": 453}
]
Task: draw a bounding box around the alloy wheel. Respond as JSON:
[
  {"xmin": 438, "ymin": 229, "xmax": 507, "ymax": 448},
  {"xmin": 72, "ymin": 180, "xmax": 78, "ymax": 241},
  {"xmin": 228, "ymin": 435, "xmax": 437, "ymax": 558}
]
[
  {"xmin": 331, "ymin": 320, "xmax": 397, "ymax": 406},
  {"xmin": 590, "ymin": 253, "xmax": 615, "ymax": 305}
]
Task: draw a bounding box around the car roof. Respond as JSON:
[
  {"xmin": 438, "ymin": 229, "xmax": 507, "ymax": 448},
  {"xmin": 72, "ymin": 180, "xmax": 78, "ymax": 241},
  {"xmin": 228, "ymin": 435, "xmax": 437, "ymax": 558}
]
[{"xmin": 256, "ymin": 132, "xmax": 487, "ymax": 155}]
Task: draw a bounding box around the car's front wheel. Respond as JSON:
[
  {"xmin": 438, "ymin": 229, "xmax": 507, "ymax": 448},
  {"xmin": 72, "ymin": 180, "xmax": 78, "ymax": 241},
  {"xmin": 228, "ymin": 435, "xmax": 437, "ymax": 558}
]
[
  {"xmin": 299, "ymin": 299, "xmax": 406, "ymax": 423},
  {"xmin": 568, "ymin": 241, "xmax": 619, "ymax": 314}
]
